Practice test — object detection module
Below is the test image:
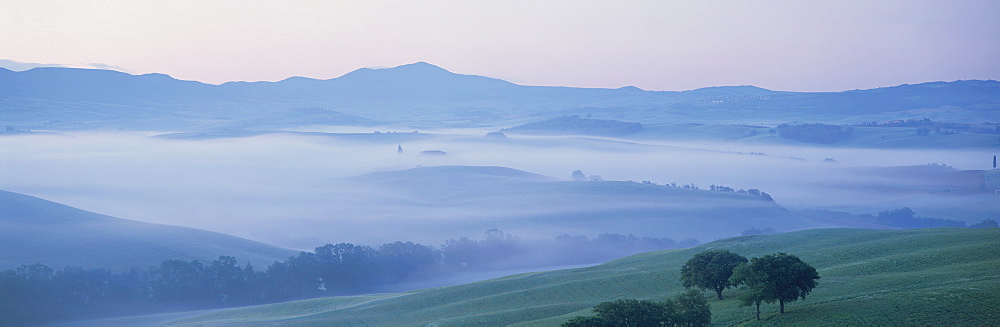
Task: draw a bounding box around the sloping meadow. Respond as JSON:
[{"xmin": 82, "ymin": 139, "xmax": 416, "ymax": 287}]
[{"xmin": 161, "ymin": 228, "xmax": 999, "ymax": 326}]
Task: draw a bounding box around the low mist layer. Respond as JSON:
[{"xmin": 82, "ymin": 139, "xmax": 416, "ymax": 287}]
[{"xmin": 1, "ymin": 130, "xmax": 994, "ymax": 249}]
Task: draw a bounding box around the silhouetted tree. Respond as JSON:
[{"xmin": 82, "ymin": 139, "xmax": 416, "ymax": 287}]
[{"xmin": 681, "ymin": 250, "xmax": 748, "ymax": 300}]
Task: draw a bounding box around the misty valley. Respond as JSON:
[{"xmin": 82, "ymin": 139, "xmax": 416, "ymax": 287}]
[{"xmin": 1, "ymin": 63, "xmax": 998, "ymax": 326}]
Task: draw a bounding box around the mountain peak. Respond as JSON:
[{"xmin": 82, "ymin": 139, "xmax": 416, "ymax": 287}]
[
  {"xmin": 617, "ymin": 85, "xmax": 644, "ymax": 91},
  {"xmin": 337, "ymin": 61, "xmax": 455, "ymax": 81},
  {"xmin": 375, "ymin": 62, "xmax": 454, "ymax": 76},
  {"xmin": 392, "ymin": 61, "xmax": 449, "ymax": 72}
]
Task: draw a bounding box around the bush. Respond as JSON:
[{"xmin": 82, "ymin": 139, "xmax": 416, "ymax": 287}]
[{"xmin": 561, "ymin": 290, "xmax": 710, "ymax": 327}]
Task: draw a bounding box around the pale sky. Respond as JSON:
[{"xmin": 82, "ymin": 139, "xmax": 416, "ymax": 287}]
[{"xmin": 2, "ymin": 0, "xmax": 998, "ymax": 91}]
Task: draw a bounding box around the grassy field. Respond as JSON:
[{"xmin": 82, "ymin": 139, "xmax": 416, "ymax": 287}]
[{"xmin": 142, "ymin": 228, "xmax": 1000, "ymax": 326}]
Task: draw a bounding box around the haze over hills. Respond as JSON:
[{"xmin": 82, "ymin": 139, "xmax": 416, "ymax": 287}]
[
  {"xmin": 323, "ymin": 165, "xmax": 836, "ymax": 244},
  {"xmin": 2, "ymin": 62, "xmax": 998, "ymax": 131},
  {"xmin": 93, "ymin": 228, "xmax": 999, "ymax": 326},
  {"xmin": 3, "ymin": 61, "xmax": 997, "ymax": 326},
  {"xmin": 0, "ymin": 190, "xmax": 297, "ymax": 271}
]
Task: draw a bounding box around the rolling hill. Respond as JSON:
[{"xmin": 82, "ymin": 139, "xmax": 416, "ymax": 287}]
[
  {"xmin": 331, "ymin": 165, "xmax": 835, "ymax": 244},
  {"xmin": 89, "ymin": 228, "xmax": 999, "ymax": 326},
  {"xmin": 3, "ymin": 63, "xmax": 998, "ymax": 131},
  {"xmin": 0, "ymin": 190, "xmax": 297, "ymax": 271}
]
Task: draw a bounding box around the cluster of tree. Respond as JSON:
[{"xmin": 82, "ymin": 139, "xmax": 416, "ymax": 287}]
[
  {"xmin": 873, "ymin": 207, "xmax": 966, "ymax": 228},
  {"xmin": 859, "ymin": 118, "xmax": 934, "ymax": 127},
  {"xmin": 708, "ymin": 184, "xmax": 774, "ymax": 201},
  {"xmin": 561, "ymin": 290, "xmax": 711, "ymax": 327},
  {"xmin": 0, "ymin": 242, "xmax": 436, "ymax": 325},
  {"xmin": 970, "ymin": 219, "xmax": 998, "ymax": 228},
  {"xmin": 776, "ymin": 123, "xmax": 853, "ymax": 144},
  {"xmin": 681, "ymin": 250, "xmax": 748, "ymax": 300},
  {"xmin": 504, "ymin": 115, "xmax": 643, "ymax": 137},
  {"xmin": 572, "ymin": 169, "xmax": 603, "ymax": 182},
  {"xmin": 0, "ymin": 230, "xmax": 698, "ymax": 324},
  {"xmin": 801, "ymin": 207, "xmax": 981, "ymax": 229},
  {"xmin": 680, "ymin": 250, "xmax": 819, "ymax": 320},
  {"xmin": 858, "ymin": 118, "xmax": 992, "ymax": 135},
  {"xmin": 731, "ymin": 253, "xmax": 820, "ymax": 320},
  {"xmin": 571, "ymin": 176, "xmax": 775, "ymax": 202}
]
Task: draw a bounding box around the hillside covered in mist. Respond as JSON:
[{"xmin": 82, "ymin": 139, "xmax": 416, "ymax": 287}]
[{"xmin": 0, "ymin": 190, "xmax": 296, "ymax": 270}]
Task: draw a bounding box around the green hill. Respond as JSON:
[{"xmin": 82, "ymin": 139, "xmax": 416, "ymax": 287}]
[
  {"xmin": 0, "ymin": 190, "xmax": 297, "ymax": 271},
  {"xmin": 146, "ymin": 228, "xmax": 999, "ymax": 326}
]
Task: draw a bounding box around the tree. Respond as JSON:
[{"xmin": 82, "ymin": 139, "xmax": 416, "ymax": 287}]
[
  {"xmin": 378, "ymin": 241, "xmax": 436, "ymax": 282},
  {"xmin": 673, "ymin": 289, "xmax": 712, "ymax": 326},
  {"xmin": 561, "ymin": 315, "xmax": 610, "ymax": 327},
  {"xmin": 729, "ymin": 253, "xmax": 820, "ymax": 319},
  {"xmin": 561, "ymin": 291, "xmax": 710, "ymax": 327},
  {"xmin": 592, "ymin": 299, "xmax": 674, "ymax": 326},
  {"xmin": 729, "ymin": 261, "xmax": 768, "ymax": 320},
  {"xmin": 970, "ymin": 219, "xmax": 998, "ymax": 228},
  {"xmin": 680, "ymin": 250, "xmax": 748, "ymax": 300}
]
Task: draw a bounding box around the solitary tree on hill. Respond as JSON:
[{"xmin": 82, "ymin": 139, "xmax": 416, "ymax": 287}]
[
  {"xmin": 729, "ymin": 252, "xmax": 820, "ymax": 319},
  {"xmin": 680, "ymin": 250, "xmax": 748, "ymax": 300}
]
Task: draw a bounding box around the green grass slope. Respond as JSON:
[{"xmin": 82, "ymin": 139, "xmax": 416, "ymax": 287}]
[
  {"xmin": 0, "ymin": 190, "xmax": 298, "ymax": 271},
  {"xmin": 162, "ymin": 228, "xmax": 999, "ymax": 326}
]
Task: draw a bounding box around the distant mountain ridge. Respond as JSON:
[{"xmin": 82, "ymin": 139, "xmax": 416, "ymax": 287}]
[
  {"xmin": 2, "ymin": 63, "xmax": 998, "ymax": 130},
  {"xmin": 0, "ymin": 190, "xmax": 297, "ymax": 270}
]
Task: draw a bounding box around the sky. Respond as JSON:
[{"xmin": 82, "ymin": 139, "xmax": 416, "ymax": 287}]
[{"xmin": 2, "ymin": 0, "xmax": 998, "ymax": 91}]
